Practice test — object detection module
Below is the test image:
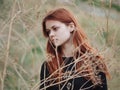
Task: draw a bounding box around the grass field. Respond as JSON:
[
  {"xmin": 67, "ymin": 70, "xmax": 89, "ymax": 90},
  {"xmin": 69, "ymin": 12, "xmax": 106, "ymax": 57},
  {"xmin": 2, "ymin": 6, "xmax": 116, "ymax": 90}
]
[{"xmin": 0, "ymin": 0, "xmax": 120, "ymax": 90}]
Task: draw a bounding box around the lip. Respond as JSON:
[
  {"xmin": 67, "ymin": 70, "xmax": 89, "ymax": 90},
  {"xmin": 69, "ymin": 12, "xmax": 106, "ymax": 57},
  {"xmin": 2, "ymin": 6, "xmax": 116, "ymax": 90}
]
[
  {"xmin": 51, "ymin": 38, "xmax": 55, "ymax": 42},
  {"xmin": 51, "ymin": 38, "xmax": 57, "ymax": 43}
]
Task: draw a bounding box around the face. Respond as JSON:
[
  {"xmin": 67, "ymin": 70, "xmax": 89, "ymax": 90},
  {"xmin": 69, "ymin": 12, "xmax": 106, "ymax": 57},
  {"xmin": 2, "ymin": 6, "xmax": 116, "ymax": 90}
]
[{"xmin": 45, "ymin": 20, "xmax": 74, "ymax": 47}]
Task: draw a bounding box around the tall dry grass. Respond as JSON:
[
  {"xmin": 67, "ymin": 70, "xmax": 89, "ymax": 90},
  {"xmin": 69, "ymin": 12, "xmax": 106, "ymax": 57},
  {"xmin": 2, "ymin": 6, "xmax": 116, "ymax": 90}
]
[{"xmin": 0, "ymin": 0, "xmax": 120, "ymax": 90}]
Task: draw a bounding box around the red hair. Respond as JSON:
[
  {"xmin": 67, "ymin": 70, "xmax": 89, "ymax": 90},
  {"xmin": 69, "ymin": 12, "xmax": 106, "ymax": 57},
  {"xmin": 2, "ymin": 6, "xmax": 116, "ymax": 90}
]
[{"xmin": 42, "ymin": 8, "xmax": 110, "ymax": 84}]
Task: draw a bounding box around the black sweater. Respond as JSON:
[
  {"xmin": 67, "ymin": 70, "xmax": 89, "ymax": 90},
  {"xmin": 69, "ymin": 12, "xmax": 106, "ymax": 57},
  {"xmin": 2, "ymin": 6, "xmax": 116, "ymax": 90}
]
[{"xmin": 40, "ymin": 57, "xmax": 108, "ymax": 90}]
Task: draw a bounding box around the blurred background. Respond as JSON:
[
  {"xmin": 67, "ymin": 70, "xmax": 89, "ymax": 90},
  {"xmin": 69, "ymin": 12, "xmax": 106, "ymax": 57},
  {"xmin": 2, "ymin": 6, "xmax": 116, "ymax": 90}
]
[{"xmin": 0, "ymin": 0, "xmax": 120, "ymax": 90}]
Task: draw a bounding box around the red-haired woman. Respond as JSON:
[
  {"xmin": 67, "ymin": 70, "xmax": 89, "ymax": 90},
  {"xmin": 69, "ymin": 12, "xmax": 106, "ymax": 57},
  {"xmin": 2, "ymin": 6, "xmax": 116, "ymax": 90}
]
[{"xmin": 39, "ymin": 8, "xmax": 110, "ymax": 90}]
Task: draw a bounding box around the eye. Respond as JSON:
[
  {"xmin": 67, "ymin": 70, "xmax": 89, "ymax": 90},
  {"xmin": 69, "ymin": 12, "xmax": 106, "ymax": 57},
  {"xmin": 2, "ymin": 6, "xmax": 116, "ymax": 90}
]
[{"xmin": 53, "ymin": 27, "xmax": 59, "ymax": 31}]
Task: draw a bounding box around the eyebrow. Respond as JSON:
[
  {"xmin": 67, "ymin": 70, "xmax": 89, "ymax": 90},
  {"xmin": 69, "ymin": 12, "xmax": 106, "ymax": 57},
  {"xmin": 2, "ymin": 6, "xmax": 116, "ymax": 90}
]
[{"xmin": 46, "ymin": 25, "xmax": 58, "ymax": 31}]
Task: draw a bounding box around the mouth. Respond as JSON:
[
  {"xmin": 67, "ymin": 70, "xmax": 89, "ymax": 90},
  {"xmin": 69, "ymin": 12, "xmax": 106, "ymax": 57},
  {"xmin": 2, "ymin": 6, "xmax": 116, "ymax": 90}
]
[
  {"xmin": 51, "ymin": 38, "xmax": 58, "ymax": 44},
  {"xmin": 52, "ymin": 39, "xmax": 57, "ymax": 43},
  {"xmin": 50, "ymin": 38, "xmax": 55, "ymax": 42}
]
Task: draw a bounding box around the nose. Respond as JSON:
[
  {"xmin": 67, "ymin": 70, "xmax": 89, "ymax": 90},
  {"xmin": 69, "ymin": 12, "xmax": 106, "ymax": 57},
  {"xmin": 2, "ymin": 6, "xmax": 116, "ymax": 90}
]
[{"xmin": 49, "ymin": 30, "xmax": 55, "ymax": 38}]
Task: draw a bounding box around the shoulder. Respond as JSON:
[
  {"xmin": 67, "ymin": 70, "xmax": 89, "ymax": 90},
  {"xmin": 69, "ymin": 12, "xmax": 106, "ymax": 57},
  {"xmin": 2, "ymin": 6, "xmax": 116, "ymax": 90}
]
[
  {"xmin": 41, "ymin": 61, "xmax": 47, "ymax": 67},
  {"xmin": 40, "ymin": 61, "xmax": 50, "ymax": 80},
  {"xmin": 40, "ymin": 61, "xmax": 48, "ymax": 72},
  {"xmin": 94, "ymin": 72, "xmax": 108, "ymax": 89},
  {"xmin": 97, "ymin": 72, "xmax": 107, "ymax": 81}
]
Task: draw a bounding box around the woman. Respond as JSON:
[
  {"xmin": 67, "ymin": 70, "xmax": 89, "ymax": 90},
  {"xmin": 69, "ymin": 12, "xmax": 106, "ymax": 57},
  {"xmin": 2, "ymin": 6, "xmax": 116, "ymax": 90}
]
[{"xmin": 39, "ymin": 8, "xmax": 110, "ymax": 90}]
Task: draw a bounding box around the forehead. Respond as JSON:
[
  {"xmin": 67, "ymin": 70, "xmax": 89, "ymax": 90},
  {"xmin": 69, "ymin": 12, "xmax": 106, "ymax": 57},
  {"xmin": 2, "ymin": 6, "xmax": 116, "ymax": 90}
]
[{"xmin": 45, "ymin": 20, "xmax": 65, "ymax": 29}]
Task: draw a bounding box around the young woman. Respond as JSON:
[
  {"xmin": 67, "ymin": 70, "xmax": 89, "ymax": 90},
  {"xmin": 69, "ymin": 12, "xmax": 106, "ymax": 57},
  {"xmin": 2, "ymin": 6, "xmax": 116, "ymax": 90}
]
[{"xmin": 39, "ymin": 8, "xmax": 110, "ymax": 90}]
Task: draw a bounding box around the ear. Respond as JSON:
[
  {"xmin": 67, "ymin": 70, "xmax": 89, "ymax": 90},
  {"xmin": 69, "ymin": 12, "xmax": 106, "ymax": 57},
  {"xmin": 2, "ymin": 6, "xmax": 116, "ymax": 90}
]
[{"xmin": 68, "ymin": 22, "xmax": 75, "ymax": 33}]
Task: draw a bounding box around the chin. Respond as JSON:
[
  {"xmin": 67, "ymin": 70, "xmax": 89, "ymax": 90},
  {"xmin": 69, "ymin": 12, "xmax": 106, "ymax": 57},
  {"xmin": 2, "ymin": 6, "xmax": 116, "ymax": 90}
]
[{"xmin": 54, "ymin": 43, "xmax": 61, "ymax": 47}]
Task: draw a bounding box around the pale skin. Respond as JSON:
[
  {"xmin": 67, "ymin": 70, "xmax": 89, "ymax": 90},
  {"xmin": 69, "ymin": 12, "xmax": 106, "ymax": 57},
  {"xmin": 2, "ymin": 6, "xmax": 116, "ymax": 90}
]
[{"xmin": 45, "ymin": 20, "xmax": 75, "ymax": 57}]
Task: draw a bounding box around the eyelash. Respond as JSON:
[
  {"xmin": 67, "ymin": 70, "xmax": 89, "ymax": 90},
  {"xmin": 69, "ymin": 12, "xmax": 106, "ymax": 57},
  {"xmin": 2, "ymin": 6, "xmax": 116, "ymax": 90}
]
[
  {"xmin": 53, "ymin": 27, "xmax": 59, "ymax": 31},
  {"xmin": 46, "ymin": 27, "xmax": 59, "ymax": 35}
]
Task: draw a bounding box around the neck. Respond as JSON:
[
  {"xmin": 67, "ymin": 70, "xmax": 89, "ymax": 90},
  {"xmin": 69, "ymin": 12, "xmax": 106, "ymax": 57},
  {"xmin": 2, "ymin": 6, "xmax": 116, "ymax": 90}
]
[{"xmin": 61, "ymin": 39, "xmax": 75, "ymax": 57}]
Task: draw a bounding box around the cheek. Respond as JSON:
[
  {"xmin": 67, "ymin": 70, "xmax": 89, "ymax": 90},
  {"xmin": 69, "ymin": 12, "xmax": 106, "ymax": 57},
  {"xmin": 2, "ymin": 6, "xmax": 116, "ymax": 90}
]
[
  {"xmin": 60, "ymin": 32, "xmax": 71, "ymax": 41},
  {"xmin": 56, "ymin": 27, "xmax": 71, "ymax": 40},
  {"xmin": 64, "ymin": 32, "xmax": 70, "ymax": 37},
  {"xmin": 63, "ymin": 30, "xmax": 71, "ymax": 37}
]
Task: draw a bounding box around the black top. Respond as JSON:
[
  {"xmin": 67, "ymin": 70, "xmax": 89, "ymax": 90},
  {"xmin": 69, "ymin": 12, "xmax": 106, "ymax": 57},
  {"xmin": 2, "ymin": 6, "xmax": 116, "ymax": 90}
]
[{"xmin": 40, "ymin": 57, "xmax": 108, "ymax": 90}]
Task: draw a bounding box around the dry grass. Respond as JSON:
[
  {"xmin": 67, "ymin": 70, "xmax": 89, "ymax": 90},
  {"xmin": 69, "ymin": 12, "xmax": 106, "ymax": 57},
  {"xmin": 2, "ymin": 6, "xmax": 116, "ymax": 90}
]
[{"xmin": 0, "ymin": 0, "xmax": 120, "ymax": 90}]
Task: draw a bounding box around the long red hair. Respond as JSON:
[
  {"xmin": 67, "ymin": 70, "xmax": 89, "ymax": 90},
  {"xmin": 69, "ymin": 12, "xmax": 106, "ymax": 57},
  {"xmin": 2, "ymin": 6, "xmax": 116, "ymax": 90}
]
[{"xmin": 42, "ymin": 8, "xmax": 110, "ymax": 84}]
